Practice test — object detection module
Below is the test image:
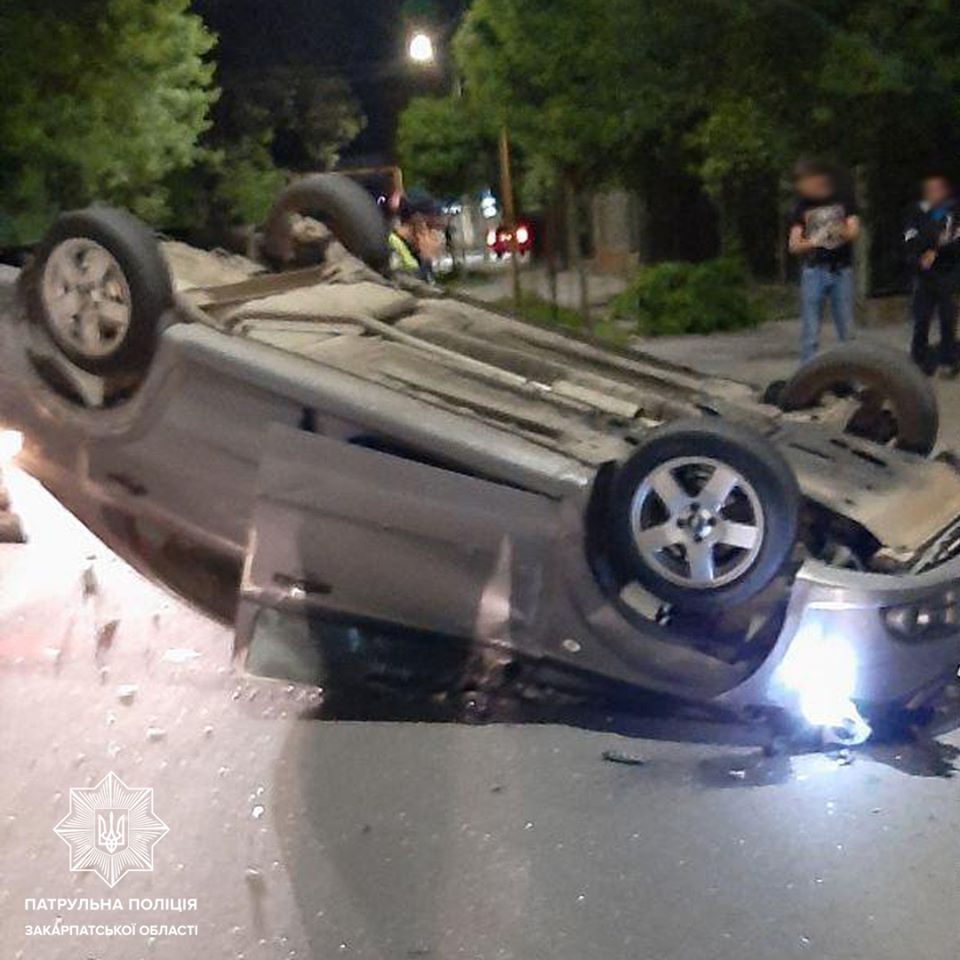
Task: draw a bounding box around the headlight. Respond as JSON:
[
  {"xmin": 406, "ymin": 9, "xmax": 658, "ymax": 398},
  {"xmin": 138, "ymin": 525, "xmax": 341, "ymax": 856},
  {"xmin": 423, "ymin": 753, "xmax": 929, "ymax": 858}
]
[
  {"xmin": 882, "ymin": 593, "xmax": 960, "ymax": 641},
  {"xmin": 775, "ymin": 618, "xmax": 872, "ymax": 744}
]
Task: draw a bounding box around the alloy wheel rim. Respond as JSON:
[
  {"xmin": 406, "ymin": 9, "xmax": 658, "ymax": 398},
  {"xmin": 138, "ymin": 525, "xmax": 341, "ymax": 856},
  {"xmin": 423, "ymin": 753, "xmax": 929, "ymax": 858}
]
[
  {"xmin": 629, "ymin": 456, "xmax": 765, "ymax": 589},
  {"xmin": 40, "ymin": 238, "xmax": 132, "ymax": 360}
]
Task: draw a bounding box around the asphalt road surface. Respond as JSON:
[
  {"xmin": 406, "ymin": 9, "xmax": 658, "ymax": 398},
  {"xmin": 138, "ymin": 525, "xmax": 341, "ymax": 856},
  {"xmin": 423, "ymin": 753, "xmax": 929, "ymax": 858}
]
[{"xmin": 1, "ymin": 271, "xmax": 960, "ymax": 960}]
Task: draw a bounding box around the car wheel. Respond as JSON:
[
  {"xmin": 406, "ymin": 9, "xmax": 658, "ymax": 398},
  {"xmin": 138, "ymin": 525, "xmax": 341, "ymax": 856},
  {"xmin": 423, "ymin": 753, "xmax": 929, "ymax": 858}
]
[
  {"xmin": 762, "ymin": 378, "xmax": 786, "ymax": 406},
  {"xmin": 262, "ymin": 174, "xmax": 390, "ymax": 272},
  {"xmin": 778, "ymin": 343, "xmax": 938, "ymax": 455},
  {"xmin": 605, "ymin": 419, "xmax": 800, "ymax": 612},
  {"xmin": 25, "ymin": 207, "xmax": 172, "ymax": 376}
]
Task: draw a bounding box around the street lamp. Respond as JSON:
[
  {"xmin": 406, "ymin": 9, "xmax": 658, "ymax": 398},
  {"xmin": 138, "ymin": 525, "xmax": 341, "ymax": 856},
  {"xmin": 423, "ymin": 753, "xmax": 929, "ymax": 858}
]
[
  {"xmin": 403, "ymin": 26, "xmax": 521, "ymax": 305},
  {"xmin": 408, "ymin": 32, "xmax": 435, "ymax": 64}
]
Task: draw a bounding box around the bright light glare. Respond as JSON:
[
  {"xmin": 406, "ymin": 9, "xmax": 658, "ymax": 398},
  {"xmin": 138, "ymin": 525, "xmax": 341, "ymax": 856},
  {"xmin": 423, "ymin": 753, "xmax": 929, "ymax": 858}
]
[
  {"xmin": 0, "ymin": 430, "xmax": 23, "ymax": 466},
  {"xmin": 486, "ymin": 228, "xmax": 497, "ymax": 246},
  {"xmin": 408, "ymin": 32, "xmax": 435, "ymax": 64},
  {"xmin": 776, "ymin": 618, "xmax": 872, "ymax": 744},
  {"xmin": 516, "ymin": 225, "xmax": 530, "ymax": 244}
]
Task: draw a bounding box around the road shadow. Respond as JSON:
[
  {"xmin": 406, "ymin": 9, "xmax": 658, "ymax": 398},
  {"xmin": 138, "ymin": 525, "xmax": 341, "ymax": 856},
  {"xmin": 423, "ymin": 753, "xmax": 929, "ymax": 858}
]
[{"xmin": 242, "ymin": 612, "xmax": 960, "ymax": 775}]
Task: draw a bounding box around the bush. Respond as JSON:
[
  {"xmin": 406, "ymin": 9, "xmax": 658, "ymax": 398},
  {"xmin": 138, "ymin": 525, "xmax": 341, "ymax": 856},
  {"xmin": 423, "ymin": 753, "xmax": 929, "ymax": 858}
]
[{"xmin": 609, "ymin": 257, "xmax": 764, "ymax": 337}]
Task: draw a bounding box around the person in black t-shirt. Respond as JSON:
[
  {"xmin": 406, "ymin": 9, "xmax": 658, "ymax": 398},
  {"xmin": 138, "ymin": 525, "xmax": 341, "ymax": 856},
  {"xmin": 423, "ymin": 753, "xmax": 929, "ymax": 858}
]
[
  {"xmin": 788, "ymin": 159, "xmax": 860, "ymax": 362},
  {"xmin": 904, "ymin": 172, "xmax": 960, "ymax": 376}
]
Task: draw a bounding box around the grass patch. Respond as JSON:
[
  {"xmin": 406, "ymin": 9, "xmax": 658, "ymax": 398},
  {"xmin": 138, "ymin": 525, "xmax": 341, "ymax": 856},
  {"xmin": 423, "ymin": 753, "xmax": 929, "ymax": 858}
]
[{"xmin": 494, "ymin": 293, "xmax": 633, "ymax": 347}]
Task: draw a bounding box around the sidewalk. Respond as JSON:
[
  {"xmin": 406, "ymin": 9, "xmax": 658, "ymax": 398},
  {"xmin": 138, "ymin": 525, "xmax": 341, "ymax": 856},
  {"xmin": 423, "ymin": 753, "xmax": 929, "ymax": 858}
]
[
  {"xmin": 452, "ymin": 261, "xmax": 627, "ymax": 310},
  {"xmin": 636, "ymin": 313, "xmax": 911, "ymax": 387}
]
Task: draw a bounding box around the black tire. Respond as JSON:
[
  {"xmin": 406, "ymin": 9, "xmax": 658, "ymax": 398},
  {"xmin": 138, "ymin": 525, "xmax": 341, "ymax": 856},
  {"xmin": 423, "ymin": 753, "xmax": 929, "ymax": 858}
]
[
  {"xmin": 762, "ymin": 378, "xmax": 786, "ymax": 406},
  {"xmin": 262, "ymin": 174, "xmax": 390, "ymax": 272},
  {"xmin": 779, "ymin": 343, "xmax": 939, "ymax": 455},
  {"xmin": 605, "ymin": 419, "xmax": 800, "ymax": 612},
  {"xmin": 25, "ymin": 207, "xmax": 171, "ymax": 376}
]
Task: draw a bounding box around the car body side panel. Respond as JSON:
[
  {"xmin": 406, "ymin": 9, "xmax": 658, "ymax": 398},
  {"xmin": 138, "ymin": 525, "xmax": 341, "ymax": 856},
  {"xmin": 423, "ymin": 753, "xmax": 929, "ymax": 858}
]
[
  {"xmin": 242, "ymin": 425, "xmax": 562, "ymax": 648},
  {"xmin": 86, "ymin": 368, "xmax": 302, "ymax": 553},
  {"xmin": 237, "ymin": 425, "xmax": 754, "ymax": 701}
]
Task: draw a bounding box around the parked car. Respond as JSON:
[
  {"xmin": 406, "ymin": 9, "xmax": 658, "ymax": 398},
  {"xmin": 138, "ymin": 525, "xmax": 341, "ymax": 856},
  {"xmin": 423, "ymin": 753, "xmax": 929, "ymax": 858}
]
[
  {"xmin": 8, "ymin": 173, "xmax": 960, "ymax": 743},
  {"xmin": 487, "ymin": 221, "xmax": 533, "ymax": 259}
]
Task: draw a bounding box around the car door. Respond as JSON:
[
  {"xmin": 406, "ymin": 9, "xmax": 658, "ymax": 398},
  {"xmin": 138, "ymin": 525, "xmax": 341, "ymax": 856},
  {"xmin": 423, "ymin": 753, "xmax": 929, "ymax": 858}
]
[{"xmin": 237, "ymin": 424, "xmax": 564, "ymax": 683}]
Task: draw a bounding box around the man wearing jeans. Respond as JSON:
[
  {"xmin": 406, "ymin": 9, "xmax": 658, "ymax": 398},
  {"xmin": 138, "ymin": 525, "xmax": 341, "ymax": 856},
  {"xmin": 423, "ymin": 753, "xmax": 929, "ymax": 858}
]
[
  {"xmin": 904, "ymin": 173, "xmax": 960, "ymax": 376},
  {"xmin": 788, "ymin": 160, "xmax": 860, "ymax": 362}
]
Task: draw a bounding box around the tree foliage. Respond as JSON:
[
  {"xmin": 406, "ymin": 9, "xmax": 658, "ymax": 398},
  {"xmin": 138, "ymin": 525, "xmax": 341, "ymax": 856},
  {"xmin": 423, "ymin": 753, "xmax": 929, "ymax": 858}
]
[
  {"xmin": 213, "ymin": 139, "xmax": 288, "ymax": 227},
  {"xmin": 0, "ymin": 0, "xmax": 217, "ymax": 242},
  {"xmin": 449, "ymin": 0, "xmax": 960, "ymax": 262},
  {"xmin": 396, "ymin": 95, "xmax": 492, "ymax": 197},
  {"xmin": 453, "ymin": 0, "xmax": 660, "ymax": 192},
  {"xmin": 217, "ymin": 66, "xmax": 366, "ymax": 173}
]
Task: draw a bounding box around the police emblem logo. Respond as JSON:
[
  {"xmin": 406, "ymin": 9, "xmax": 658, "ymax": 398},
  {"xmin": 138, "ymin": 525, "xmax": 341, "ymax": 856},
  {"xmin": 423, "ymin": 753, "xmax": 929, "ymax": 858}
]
[{"xmin": 54, "ymin": 772, "xmax": 169, "ymax": 887}]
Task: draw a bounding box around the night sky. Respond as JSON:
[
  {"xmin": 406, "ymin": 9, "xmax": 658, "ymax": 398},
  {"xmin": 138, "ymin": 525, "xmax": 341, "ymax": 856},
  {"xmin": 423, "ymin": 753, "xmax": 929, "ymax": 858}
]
[{"xmin": 194, "ymin": 0, "xmax": 466, "ymax": 160}]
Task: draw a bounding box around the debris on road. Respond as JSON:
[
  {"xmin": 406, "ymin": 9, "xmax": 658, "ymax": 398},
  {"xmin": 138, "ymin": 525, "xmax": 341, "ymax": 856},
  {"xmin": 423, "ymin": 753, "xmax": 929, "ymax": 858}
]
[
  {"xmin": 81, "ymin": 564, "xmax": 98, "ymax": 599},
  {"xmin": 0, "ymin": 511, "xmax": 24, "ymax": 543},
  {"xmin": 601, "ymin": 748, "xmax": 646, "ymax": 767},
  {"xmin": 0, "ymin": 467, "xmax": 25, "ymax": 543},
  {"xmin": 96, "ymin": 619, "xmax": 120, "ymax": 656},
  {"xmin": 161, "ymin": 647, "xmax": 202, "ymax": 664},
  {"xmin": 831, "ymin": 748, "xmax": 855, "ymax": 767}
]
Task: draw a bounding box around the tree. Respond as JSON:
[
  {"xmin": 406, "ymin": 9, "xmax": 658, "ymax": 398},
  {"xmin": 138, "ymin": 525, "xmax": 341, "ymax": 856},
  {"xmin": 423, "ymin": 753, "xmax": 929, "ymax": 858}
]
[
  {"xmin": 675, "ymin": 2, "xmax": 809, "ymax": 254},
  {"xmin": 396, "ymin": 95, "xmax": 493, "ymax": 197},
  {"xmin": 188, "ymin": 64, "xmax": 365, "ymax": 230},
  {"xmin": 217, "ymin": 65, "xmax": 366, "ymax": 173},
  {"xmin": 0, "ymin": 0, "xmax": 217, "ymax": 242},
  {"xmin": 669, "ymin": 1, "xmax": 960, "ymax": 262},
  {"xmin": 449, "ymin": 0, "xmax": 960, "ymax": 286},
  {"xmin": 454, "ymin": 0, "xmax": 671, "ymax": 319}
]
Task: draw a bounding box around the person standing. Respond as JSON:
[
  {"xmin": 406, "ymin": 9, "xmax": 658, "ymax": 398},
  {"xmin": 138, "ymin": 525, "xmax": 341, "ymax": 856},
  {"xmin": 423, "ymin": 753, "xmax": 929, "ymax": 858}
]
[
  {"xmin": 788, "ymin": 159, "xmax": 861, "ymax": 363},
  {"xmin": 904, "ymin": 173, "xmax": 960, "ymax": 376},
  {"xmin": 389, "ymin": 191, "xmax": 443, "ymax": 283}
]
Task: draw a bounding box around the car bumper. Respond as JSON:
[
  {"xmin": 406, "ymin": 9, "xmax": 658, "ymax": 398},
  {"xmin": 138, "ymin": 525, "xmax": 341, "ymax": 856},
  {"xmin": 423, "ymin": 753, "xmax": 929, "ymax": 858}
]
[{"xmin": 721, "ymin": 557, "xmax": 960, "ymax": 716}]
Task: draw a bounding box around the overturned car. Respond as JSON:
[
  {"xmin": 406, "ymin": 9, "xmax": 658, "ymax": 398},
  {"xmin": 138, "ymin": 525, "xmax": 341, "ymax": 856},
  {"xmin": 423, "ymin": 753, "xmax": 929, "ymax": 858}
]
[{"xmin": 7, "ymin": 174, "xmax": 960, "ymax": 741}]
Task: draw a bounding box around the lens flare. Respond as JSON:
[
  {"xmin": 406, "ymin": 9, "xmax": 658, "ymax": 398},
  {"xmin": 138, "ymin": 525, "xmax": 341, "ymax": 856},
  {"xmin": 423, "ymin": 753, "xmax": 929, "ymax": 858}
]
[
  {"xmin": 0, "ymin": 430, "xmax": 23, "ymax": 466},
  {"xmin": 776, "ymin": 617, "xmax": 872, "ymax": 744}
]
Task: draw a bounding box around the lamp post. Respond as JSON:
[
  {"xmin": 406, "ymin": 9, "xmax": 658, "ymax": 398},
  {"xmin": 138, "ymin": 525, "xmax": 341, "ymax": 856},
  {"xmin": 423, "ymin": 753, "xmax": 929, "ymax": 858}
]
[
  {"xmin": 406, "ymin": 29, "xmax": 521, "ymax": 306},
  {"xmin": 498, "ymin": 126, "xmax": 522, "ymax": 306}
]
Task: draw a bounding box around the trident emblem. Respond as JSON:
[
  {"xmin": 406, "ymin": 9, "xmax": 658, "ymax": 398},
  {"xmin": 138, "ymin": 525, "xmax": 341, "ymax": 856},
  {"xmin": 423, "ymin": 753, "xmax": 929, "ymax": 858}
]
[{"xmin": 96, "ymin": 811, "xmax": 127, "ymax": 853}]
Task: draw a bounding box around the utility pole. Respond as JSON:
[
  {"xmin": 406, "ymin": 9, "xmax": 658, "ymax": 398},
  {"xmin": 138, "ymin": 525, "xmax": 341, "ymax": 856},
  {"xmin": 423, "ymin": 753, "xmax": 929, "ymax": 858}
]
[{"xmin": 498, "ymin": 125, "xmax": 522, "ymax": 307}]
